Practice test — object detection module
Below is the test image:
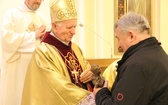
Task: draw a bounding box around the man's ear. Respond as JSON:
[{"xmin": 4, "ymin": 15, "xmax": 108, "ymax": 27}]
[
  {"xmin": 128, "ymin": 30, "xmax": 136, "ymax": 42},
  {"xmin": 52, "ymin": 23, "xmax": 58, "ymax": 33},
  {"xmin": 52, "ymin": 23, "xmax": 56, "ymax": 28}
]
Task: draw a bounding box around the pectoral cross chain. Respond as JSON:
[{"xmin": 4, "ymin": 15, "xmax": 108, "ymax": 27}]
[{"xmin": 68, "ymin": 60, "xmax": 79, "ymax": 84}]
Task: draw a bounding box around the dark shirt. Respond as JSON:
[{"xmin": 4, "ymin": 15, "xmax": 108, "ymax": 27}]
[{"xmin": 96, "ymin": 37, "xmax": 168, "ymax": 105}]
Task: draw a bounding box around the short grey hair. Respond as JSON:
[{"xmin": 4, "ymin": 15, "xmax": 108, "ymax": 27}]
[
  {"xmin": 55, "ymin": 21, "xmax": 63, "ymax": 26},
  {"xmin": 114, "ymin": 12, "xmax": 150, "ymax": 34}
]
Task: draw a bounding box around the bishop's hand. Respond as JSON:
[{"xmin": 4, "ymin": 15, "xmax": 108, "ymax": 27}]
[
  {"xmin": 80, "ymin": 70, "xmax": 93, "ymax": 83},
  {"xmin": 35, "ymin": 25, "xmax": 46, "ymax": 39}
]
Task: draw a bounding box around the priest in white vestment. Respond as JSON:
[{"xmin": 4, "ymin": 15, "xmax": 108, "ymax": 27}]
[{"xmin": 0, "ymin": 0, "xmax": 49, "ymax": 105}]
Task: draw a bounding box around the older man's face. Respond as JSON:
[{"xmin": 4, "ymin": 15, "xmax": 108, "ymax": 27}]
[
  {"xmin": 53, "ymin": 19, "xmax": 77, "ymax": 43},
  {"xmin": 115, "ymin": 27, "xmax": 131, "ymax": 52}
]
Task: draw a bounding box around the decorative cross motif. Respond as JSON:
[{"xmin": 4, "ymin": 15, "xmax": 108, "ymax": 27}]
[
  {"xmin": 71, "ymin": 69, "xmax": 79, "ymax": 84},
  {"xmin": 56, "ymin": 49, "xmax": 81, "ymax": 85},
  {"xmin": 68, "ymin": 60, "xmax": 79, "ymax": 84},
  {"xmin": 26, "ymin": 22, "xmax": 38, "ymax": 32}
]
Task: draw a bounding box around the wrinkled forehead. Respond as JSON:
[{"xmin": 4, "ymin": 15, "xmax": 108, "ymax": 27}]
[{"xmin": 55, "ymin": 19, "xmax": 77, "ymax": 27}]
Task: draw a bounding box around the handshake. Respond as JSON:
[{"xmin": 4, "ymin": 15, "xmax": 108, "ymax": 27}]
[{"xmin": 91, "ymin": 64, "xmax": 105, "ymax": 88}]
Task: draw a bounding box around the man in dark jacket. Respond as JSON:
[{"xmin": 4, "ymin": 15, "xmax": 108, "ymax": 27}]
[{"xmin": 93, "ymin": 12, "xmax": 168, "ymax": 105}]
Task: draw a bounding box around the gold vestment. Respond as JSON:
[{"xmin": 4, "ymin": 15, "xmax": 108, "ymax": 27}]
[{"xmin": 21, "ymin": 42, "xmax": 91, "ymax": 105}]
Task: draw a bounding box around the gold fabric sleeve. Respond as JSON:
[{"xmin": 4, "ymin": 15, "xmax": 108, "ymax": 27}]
[{"xmin": 103, "ymin": 60, "xmax": 119, "ymax": 91}]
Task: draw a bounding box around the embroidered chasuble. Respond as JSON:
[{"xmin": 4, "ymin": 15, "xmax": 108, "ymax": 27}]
[
  {"xmin": 42, "ymin": 32, "xmax": 92, "ymax": 89},
  {"xmin": 21, "ymin": 32, "xmax": 92, "ymax": 105}
]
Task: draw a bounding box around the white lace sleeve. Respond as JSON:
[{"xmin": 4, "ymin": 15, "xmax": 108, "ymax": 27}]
[{"xmin": 77, "ymin": 93, "xmax": 95, "ymax": 105}]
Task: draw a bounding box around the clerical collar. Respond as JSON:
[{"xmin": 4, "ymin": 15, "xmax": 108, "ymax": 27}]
[
  {"xmin": 17, "ymin": 2, "xmax": 36, "ymax": 12},
  {"xmin": 50, "ymin": 32, "xmax": 70, "ymax": 46}
]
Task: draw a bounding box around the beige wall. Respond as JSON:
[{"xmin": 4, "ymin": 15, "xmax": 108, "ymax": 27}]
[
  {"xmin": 75, "ymin": 0, "xmax": 168, "ymax": 58},
  {"xmin": 151, "ymin": 0, "xmax": 168, "ymax": 54},
  {"xmin": 159, "ymin": 0, "xmax": 168, "ymax": 54},
  {"xmin": 0, "ymin": 0, "xmax": 168, "ymax": 65},
  {"xmin": 74, "ymin": 0, "xmax": 114, "ymax": 58}
]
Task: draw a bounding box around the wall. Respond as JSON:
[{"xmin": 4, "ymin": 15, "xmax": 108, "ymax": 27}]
[
  {"xmin": 0, "ymin": 0, "xmax": 168, "ymax": 66},
  {"xmin": 159, "ymin": 0, "xmax": 168, "ymax": 54},
  {"xmin": 75, "ymin": 0, "xmax": 168, "ymax": 57},
  {"xmin": 151, "ymin": 0, "xmax": 168, "ymax": 54},
  {"xmin": 74, "ymin": 0, "xmax": 114, "ymax": 58}
]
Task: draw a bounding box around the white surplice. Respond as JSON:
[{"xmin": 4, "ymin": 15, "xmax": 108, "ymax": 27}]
[{"xmin": 0, "ymin": 2, "xmax": 48, "ymax": 105}]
